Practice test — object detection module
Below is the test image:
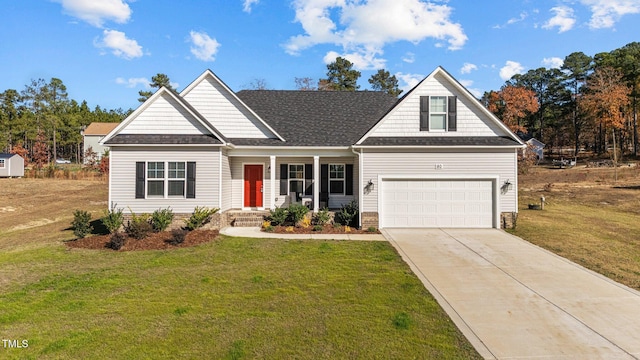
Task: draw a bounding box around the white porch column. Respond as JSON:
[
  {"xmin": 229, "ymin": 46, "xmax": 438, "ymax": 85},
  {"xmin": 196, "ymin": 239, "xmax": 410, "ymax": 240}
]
[
  {"xmin": 270, "ymin": 155, "xmax": 276, "ymax": 210},
  {"xmin": 313, "ymin": 156, "xmax": 319, "ymax": 212}
]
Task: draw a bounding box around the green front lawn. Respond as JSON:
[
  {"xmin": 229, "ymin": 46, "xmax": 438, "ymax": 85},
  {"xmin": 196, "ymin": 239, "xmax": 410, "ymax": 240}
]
[{"xmin": 0, "ymin": 236, "xmax": 480, "ymax": 359}]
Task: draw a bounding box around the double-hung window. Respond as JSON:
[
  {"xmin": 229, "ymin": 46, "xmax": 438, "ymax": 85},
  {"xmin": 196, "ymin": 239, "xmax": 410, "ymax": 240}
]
[
  {"xmin": 429, "ymin": 96, "xmax": 447, "ymax": 131},
  {"xmin": 144, "ymin": 161, "xmax": 187, "ymax": 198},
  {"xmin": 147, "ymin": 162, "xmax": 165, "ymax": 197},
  {"xmin": 288, "ymin": 164, "xmax": 305, "ymax": 197},
  {"xmin": 329, "ymin": 164, "xmax": 345, "ymax": 194},
  {"xmin": 0, "ymin": 159, "xmax": 5, "ymax": 168},
  {"xmin": 420, "ymin": 96, "xmax": 457, "ymax": 132},
  {"xmin": 168, "ymin": 162, "xmax": 186, "ymax": 197}
]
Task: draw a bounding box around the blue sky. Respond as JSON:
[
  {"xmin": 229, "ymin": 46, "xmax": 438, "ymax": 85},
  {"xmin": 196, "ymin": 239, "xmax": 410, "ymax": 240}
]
[{"xmin": 1, "ymin": 0, "xmax": 639, "ymax": 111}]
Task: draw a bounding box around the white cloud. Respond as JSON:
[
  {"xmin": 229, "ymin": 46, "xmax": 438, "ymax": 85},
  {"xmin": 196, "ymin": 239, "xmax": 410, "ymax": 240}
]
[
  {"xmin": 460, "ymin": 63, "xmax": 478, "ymax": 74},
  {"xmin": 402, "ymin": 52, "xmax": 415, "ymax": 64},
  {"xmin": 115, "ymin": 77, "xmax": 149, "ymax": 88},
  {"xmin": 494, "ymin": 12, "xmax": 528, "ymax": 29},
  {"xmin": 323, "ymin": 49, "xmax": 386, "ymax": 70},
  {"xmin": 543, "ymin": 6, "xmax": 576, "ymax": 33},
  {"xmin": 396, "ymin": 72, "xmax": 425, "ymax": 93},
  {"xmin": 459, "ymin": 79, "xmax": 482, "ymax": 98},
  {"xmin": 243, "ymin": 0, "xmax": 259, "ymax": 13},
  {"xmin": 56, "ymin": 0, "xmax": 131, "ymax": 27},
  {"xmin": 542, "ymin": 57, "xmax": 564, "ymax": 68},
  {"xmin": 500, "ymin": 61, "xmax": 525, "ymax": 80},
  {"xmin": 96, "ymin": 29, "xmax": 143, "ymax": 59},
  {"xmin": 581, "ymin": 0, "xmax": 640, "ymax": 29},
  {"xmin": 284, "ymin": 0, "xmax": 467, "ymax": 68},
  {"xmin": 189, "ymin": 31, "xmax": 221, "ymax": 62}
]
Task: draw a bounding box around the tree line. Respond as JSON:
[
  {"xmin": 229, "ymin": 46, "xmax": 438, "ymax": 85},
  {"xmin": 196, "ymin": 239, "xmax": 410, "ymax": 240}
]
[
  {"xmin": 0, "ymin": 78, "xmax": 130, "ymax": 164},
  {"xmin": 484, "ymin": 42, "xmax": 640, "ymax": 158}
]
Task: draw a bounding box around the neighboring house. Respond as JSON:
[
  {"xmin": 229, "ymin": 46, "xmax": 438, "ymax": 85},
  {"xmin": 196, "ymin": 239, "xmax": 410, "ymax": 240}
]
[
  {"xmin": 101, "ymin": 67, "xmax": 525, "ymax": 229},
  {"xmin": 82, "ymin": 122, "xmax": 119, "ymax": 163},
  {"xmin": 517, "ymin": 132, "xmax": 545, "ymax": 161},
  {"xmin": 0, "ymin": 153, "xmax": 25, "ymax": 177}
]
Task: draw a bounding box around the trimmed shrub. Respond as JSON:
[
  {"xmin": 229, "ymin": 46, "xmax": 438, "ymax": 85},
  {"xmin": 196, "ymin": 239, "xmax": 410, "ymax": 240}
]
[
  {"xmin": 152, "ymin": 207, "xmax": 174, "ymax": 232},
  {"xmin": 313, "ymin": 208, "xmax": 331, "ymax": 225},
  {"xmin": 125, "ymin": 212, "xmax": 152, "ymax": 240},
  {"xmin": 287, "ymin": 203, "xmax": 309, "ymax": 225},
  {"xmin": 268, "ymin": 207, "xmax": 288, "ymax": 226},
  {"xmin": 184, "ymin": 206, "xmax": 219, "ymax": 231},
  {"xmin": 71, "ymin": 209, "xmax": 93, "ymax": 239},
  {"xmin": 169, "ymin": 228, "xmax": 188, "ymax": 245},
  {"xmin": 335, "ymin": 200, "xmax": 359, "ymax": 228},
  {"xmin": 102, "ymin": 207, "xmax": 124, "ymax": 234},
  {"xmin": 313, "ymin": 225, "xmax": 324, "ymax": 232},
  {"xmin": 367, "ymin": 226, "xmax": 377, "ymax": 233},
  {"xmin": 106, "ymin": 232, "xmax": 126, "ymax": 250}
]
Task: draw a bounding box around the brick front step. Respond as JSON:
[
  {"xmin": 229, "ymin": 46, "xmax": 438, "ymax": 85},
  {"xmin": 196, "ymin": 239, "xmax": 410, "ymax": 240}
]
[{"xmin": 226, "ymin": 211, "xmax": 269, "ymax": 227}]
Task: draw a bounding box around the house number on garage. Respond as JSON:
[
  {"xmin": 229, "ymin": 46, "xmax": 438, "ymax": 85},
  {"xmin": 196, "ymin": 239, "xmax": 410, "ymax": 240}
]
[{"xmin": 435, "ymin": 164, "xmax": 444, "ymax": 170}]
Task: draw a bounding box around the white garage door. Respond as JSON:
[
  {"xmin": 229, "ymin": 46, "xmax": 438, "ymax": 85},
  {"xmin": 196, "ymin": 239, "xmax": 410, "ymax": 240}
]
[{"xmin": 381, "ymin": 179, "xmax": 494, "ymax": 228}]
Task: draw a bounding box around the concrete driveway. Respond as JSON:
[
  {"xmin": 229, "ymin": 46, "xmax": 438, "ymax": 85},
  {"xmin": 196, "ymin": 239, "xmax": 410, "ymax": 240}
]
[{"xmin": 383, "ymin": 228, "xmax": 640, "ymax": 359}]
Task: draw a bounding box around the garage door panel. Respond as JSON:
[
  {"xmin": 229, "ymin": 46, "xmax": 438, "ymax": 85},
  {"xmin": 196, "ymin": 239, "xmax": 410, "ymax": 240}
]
[{"xmin": 381, "ymin": 179, "xmax": 494, "ymax": 228}]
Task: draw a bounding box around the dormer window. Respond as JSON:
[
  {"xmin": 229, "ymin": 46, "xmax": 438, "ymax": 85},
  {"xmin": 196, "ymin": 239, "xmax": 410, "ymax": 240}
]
[{"xmin": 420, "ymin": 96, "xmax": 457, "ymax": 132}]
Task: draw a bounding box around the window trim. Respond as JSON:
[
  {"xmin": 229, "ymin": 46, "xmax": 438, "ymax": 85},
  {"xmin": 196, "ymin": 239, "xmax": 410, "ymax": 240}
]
[
  {"xmin": 288, "ymin": 163, "xmax": 305, "ymax": 199},
  {"xmin": 144, "ymin": 161, "xmax": 187, "ymax": 199},
  {"xmin": 329, "ymin": 163, "xmax": 345, "ymax": 195},
  {"xmin": 429, "ymin": 96, "xmax": 447, "ymax": 131}
]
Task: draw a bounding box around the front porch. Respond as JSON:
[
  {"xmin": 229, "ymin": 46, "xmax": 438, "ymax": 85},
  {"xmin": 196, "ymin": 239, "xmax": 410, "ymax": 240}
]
[{"xmin": 226, "ymin": 153, "xmax": 359, "ymax": 213}]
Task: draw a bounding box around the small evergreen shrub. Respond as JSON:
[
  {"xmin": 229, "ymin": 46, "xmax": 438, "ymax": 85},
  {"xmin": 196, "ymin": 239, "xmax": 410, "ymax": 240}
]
[
  {"xmin": 101, "ymin": 207, "xmax": 124, "ymax": 234},
  {"xmin": 71, "ymin": 209, "xmax": 93, "ymax": 239},
  {"xmin": 287, "ymin": 203, "xmax": 309, "ymax": 225},
  {"xmin": 106, "ymin": 232, "xmax": 126, "ymax": 250},
  {"xmin": 184, "ymin": 206, "xmax": 219, "ymax": 231},
  {"xmin": 263, "ymin": 225, "xmax": 274, "ymax": 232},
  {"xmin": 151, "ymin": 207, "xmax": 174, "ymax": 232},
  {"xmin": 367, "ymin": 226, "xmax": 377, "ymax": 233},
  {"xmin": 335, "ymin": 200, "xmax": 359, "ymax": 228},
  {"xmin": 169, "ymin": 228, "xmax": 188, "ymax": 245},
  {"xmin": 268, "ymin": 207, "xmax": 288, "ymax": 226},
  {"xmin": 125, "ymin": 212, "xmax": 152, "ymax": 240},
  {"xmin": 313, "ymin": 225, "xmax": 324, "ymax": 232},
  {"xmin": 313, "ymin": 208, "xmax": 331, "ymax": 225}
]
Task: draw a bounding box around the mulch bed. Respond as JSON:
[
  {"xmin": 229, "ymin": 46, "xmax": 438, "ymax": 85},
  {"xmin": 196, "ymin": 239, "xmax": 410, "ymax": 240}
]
[
  {"xmin": 65, "ymin": 230, "xmax": 219, "ymax": 251},
  {"xmin": 264, "ymin": 224, "xmax": 379, "ymax": 235}
]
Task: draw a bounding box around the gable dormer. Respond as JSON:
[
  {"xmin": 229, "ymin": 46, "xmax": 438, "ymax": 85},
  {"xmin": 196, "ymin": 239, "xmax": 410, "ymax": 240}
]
[
  {"xmin": 180, "ymin": 70, "xmax": 283, "ymax": 140},
  {"xmin": 358, "ymin": 67, "xmax": 523, "ymax": 144}
]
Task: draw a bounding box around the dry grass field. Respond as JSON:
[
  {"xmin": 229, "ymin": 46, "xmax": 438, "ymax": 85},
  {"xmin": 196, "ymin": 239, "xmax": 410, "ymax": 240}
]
[{"xmin": 514, "ymin": 163, "xmax": 640, "ymax": 290}]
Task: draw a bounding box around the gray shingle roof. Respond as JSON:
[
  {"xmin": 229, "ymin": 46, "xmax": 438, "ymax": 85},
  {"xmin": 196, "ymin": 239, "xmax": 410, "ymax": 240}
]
[
  {"xmin": 236, "ymin": 90, "xmax": 398, "ymax": 146},
  {"xmin": 359, "ymin": 136, "xmax": 522, "ymax": 147},
  {"xmin": 104, "ymin": 134, "xmax": 223, "ymax": 145}
]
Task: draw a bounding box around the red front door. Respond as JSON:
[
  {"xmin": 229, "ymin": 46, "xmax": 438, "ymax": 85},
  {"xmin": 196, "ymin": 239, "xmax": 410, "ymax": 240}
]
[{"xmin": 244, "ymin": 165, "xmax": 263, "ymax": 207}]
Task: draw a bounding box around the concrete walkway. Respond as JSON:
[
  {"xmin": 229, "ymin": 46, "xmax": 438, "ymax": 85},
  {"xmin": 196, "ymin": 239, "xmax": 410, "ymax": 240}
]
[
  {"xmin": 220, "ymin": 226, "xmax": 386, "ymax": 241},
  {"xmin": 383, "ymin": 228, "xmax": 640, "ymax": 360}
]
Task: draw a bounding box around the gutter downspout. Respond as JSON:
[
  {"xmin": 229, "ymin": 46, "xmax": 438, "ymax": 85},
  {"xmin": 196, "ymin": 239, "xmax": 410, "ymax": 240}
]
[{"xmin": 351, "ymin": 146, "xmax": 363, "ymax": 228}]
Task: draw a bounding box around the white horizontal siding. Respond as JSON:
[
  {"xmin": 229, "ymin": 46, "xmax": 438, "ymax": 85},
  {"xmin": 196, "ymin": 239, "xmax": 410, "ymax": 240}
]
[
  {"xmin": 183, "ymin": 76, "xmax": 272, "ymax": 138},
  {"xmin": 121, "ymin": 93, "xmax": 209, "ymax": 135},
  {"xmin": 361, "ymin": 149, "xmax": 517, "ymax": 213},
  {"xmin": 221, "ymin": 150, "xmax": 232, "ymax": 211},
  {"xmin": 370, "ymin": 73, "xmax": 505, "ymax": 137},
  {"xmin": 109, "ymin": 147, "xmax": 219, "ymax": 214}
]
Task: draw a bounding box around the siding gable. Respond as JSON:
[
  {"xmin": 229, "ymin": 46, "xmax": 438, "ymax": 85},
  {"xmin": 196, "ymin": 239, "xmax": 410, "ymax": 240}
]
[
  {"xmin": 360, "ymin": 67, "xmax": 518, "ymax": 141},
  {"xmin": 120, "ymin": 92, "xmax": 211, "ymax": 135},
  {"xmin": 181, "ymin": 71, "xmax": 280, "ymax": 139}
]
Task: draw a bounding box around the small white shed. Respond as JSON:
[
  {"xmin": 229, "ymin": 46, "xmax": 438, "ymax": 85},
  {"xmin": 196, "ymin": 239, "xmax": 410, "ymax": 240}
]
[
  {"xmin": 0, "ymin": 153, "xmax": 25, "ymax": 177},
  {"xmin": 526, "ymin": 138, "xmax": 545, "ymax": 161}
]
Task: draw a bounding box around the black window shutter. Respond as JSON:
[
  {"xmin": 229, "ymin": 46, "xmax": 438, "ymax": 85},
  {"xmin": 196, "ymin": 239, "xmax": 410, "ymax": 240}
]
[
  {"xmin": 420, "ymin": 96, "xmax": 429, "ymax": 131},
  {"xmin": 279, "ymin": 164, "xmax": 288, "ymax": 195},
  {"xmin": 304, "ymin": 164, "xmax": 313, "ymax": 195},
  {"xmin": 135, "ymin": 162, "xmax": 145, "ymax": 199},
  {"xmin": 345, "ymin": 164, "xmax": 354, "ymax": 196},
  {"xmin": 320, "ymin": 164, "xmax": 329, "ymax": 202},
  {"xmin": 186, "ymin": 162, "xmax": 196, "ymax": 198},
  {"xmin": 448, "ymin": 96, "xmax": 457, "ymax": 131}
]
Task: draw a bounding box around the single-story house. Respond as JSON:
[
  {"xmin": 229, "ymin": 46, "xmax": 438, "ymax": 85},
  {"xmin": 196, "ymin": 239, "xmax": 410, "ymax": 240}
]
[
  {"xmin": 101, "ymin": 67, "xmax": 525, "ymax": 229},
  {"xmin": 82, "ymin": 122, "xmax": 119, "ymax": 163},
  {"xmin": 517, "ymin": 132, "xmax": 545, "ymax": 161},
  {"xmin": 0, "ymin": 153, "xmax": 25, "ymax": 177}
]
